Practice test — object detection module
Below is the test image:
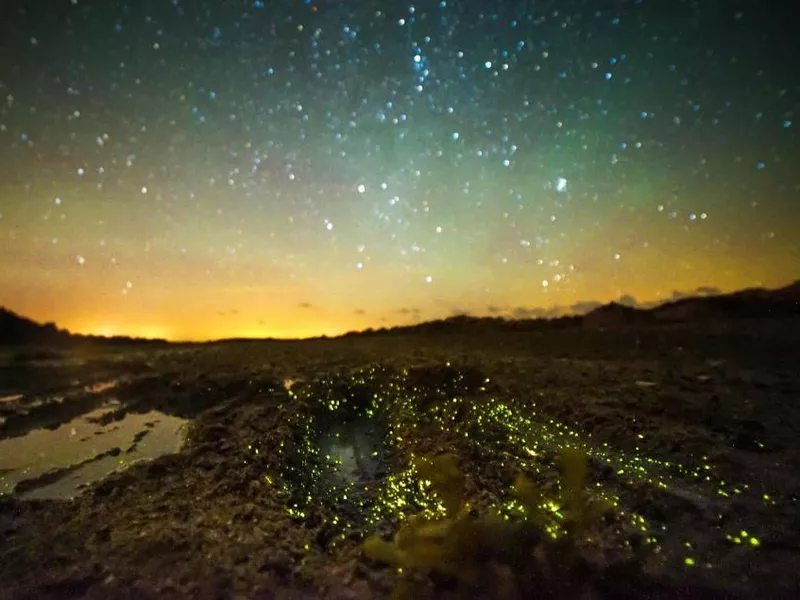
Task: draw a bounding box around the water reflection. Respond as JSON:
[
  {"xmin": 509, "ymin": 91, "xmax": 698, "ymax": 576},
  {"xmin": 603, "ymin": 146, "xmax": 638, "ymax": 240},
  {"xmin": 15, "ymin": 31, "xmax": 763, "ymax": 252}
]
[
  {"xmin": 319, "ymin": 420, "xmax": 384, "ymax": 486},
  {"xmin": 83, "ymin": 380, "xmax": 119, "ymax": 394},
  {"xmin": 0, "ymin": 405, "xmax": 186, "ymax": 499}
]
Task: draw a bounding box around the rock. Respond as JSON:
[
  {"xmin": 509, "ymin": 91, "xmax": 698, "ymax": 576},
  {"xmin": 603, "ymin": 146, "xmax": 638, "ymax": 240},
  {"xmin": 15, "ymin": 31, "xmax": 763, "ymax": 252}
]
[{"xmin": 260, "ymin": 551, "xmax": 293, "ymax": 579}]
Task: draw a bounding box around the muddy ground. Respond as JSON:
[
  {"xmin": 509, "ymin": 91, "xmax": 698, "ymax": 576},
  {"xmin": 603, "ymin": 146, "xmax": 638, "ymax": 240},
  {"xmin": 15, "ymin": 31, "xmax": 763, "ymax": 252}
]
[{"xmin": 0, "ymin": 319, "xmax": 799, "ymax": 599}]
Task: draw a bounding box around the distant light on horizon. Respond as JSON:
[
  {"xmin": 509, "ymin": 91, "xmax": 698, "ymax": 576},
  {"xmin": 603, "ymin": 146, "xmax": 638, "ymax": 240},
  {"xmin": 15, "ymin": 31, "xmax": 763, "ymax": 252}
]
[{"xmin": 0, "ymin": 0, "xmax": 796, "ymax": 340}]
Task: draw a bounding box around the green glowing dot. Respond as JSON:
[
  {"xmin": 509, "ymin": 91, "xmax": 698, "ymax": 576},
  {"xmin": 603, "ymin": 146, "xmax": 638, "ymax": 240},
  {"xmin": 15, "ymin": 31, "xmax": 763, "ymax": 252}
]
[
  {"xmin": 684, "ymin": 557, "xmax": 695, "ymax": 567},
  {"xmin": 750, "ymin": 537, "xmax": 760, "ymax": 547}
]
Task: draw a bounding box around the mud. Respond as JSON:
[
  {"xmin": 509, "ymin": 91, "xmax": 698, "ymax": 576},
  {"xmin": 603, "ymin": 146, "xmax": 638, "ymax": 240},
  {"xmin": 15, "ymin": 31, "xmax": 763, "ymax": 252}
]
[{"xmin": 0, "ymin": 320, "xmax": 798, "ymax": 598}]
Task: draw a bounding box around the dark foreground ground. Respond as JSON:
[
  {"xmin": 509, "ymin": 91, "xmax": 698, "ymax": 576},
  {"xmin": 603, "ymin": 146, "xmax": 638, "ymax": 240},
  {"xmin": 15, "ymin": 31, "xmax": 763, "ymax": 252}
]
[{"xmin": 1, "ymin": 319, "xmax": 799, "ymax": 599}]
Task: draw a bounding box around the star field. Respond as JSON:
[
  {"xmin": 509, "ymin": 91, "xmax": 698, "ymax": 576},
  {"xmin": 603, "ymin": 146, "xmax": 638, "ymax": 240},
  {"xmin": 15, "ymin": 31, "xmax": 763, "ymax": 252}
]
[{"xmin": 0, "ymin": 0, "xmax": 798, "ymax": 340}]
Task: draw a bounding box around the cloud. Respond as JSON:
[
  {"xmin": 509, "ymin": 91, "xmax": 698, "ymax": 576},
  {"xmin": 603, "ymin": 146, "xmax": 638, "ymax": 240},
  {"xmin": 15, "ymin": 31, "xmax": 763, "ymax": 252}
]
[
  {"xmin": 486, "ymin": 304, "xmax": 502, "ymax": 314},
  {"xmin": 694, "ymin": 286, "xmax": 722, "ymax": 296},
  {"xmin": 511, "ymin": 306, "xmax": 548, "ymax": 319},
  {"xmin": 638, "ymin": 300, "xmax": 661, "ymax": 309},
  {"xmin": 570, "ymin": 301, "xmax": 602, "ymax": 314},
  {"xmin": 628, "ymin": 286, "xmax": 724, "ymax": 308},
  {"xmin": 663, "ymin": 286, "xmax": 722, "ymax": 303},
  {"xmin": 298, "ymin": 302, "xmax": 313, "ymax": 309},
  {"xmin": 617, "ymin": 294, "xmax": 638, "ymax": 307},
  {"xmin": 354, "ymin": 308, "xmax": 366, "ymax": 315}
]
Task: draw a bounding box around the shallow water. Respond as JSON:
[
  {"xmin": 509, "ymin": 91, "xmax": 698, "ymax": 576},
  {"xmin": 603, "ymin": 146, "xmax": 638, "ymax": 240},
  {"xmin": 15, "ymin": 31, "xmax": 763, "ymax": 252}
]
[
  {"xmin": 318, "ymin": 419, "xmax": 385, "ymax": 485},
  {"xmin": 0, "ymin": 404, "xmax": 187, "ymax": 499}
]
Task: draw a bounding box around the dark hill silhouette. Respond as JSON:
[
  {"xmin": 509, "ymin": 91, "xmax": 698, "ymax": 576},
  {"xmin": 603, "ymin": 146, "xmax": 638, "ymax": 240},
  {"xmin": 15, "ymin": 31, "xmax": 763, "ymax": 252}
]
[
  {"xmin": 2, "ymin": 280, "xmax": 798, "ymax": 344},
  {"xmin": 0, "ymin": 307, "xmax": 168, "ymax": 346},
  {"xmin": 650, "ymin": 279, "xmax": 800, "ymax": 322},
  {"xmin": 582, "ymin": 279, "xmax": 800, "ymax": 328},
  {"xmin": 0, "ymin": 308, "xmax": 70, "ymax": 345},
  {"xmin": 581, "ymin": 302, "xmax": 652, "ymax": 329}
]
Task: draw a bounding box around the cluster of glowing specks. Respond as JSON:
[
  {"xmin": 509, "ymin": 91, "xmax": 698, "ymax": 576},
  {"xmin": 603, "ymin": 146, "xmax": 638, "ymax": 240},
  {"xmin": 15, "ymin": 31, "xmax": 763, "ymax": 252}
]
[{"xmin": 247, "ymin": 363, "xmax": 772, "ymax": 567}]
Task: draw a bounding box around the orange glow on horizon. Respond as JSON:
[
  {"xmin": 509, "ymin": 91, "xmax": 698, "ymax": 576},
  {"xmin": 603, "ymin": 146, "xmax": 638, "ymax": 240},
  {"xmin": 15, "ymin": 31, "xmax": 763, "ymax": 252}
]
[
  {"xmin": 0, "ymin": 0, "xmax": 798, "ymax": 343},
  {"xmin": 2, "ymin": 191, "xmax": 797, "ymax": 342},
  {"xmin": 22, "ymin": 269, "xmax": 794, "ymax": 342}
]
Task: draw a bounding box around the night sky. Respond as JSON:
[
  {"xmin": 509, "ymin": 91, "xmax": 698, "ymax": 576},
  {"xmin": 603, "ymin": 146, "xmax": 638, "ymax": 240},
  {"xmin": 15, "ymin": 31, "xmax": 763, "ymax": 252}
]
[{"xmin": 0, "ymin": 0, "xmax": 798, "ymax": 341}]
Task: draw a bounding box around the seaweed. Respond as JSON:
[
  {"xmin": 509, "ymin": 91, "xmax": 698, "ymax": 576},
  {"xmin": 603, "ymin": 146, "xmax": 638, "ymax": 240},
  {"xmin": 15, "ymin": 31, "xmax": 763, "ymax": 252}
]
[{"xmin": 362, "ymin": 450, "xmax": 610, "ymax": 599}]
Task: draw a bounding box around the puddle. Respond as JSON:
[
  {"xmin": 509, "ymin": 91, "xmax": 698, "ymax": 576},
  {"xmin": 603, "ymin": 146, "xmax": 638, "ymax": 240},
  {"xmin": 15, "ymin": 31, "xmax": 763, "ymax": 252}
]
[
  {"xmin": 274, "ymin": 372, "xmax": 391, "ymax": 529},
  {"xmin": 318, "ymin": 419, "xmax": 385, "ymax": 488},
  {"xmin": 1, "ymin": 379, "xmax": 118, "ymax": 415},
  {"xmin": 84, "ymin": 380, "xmax": 119, "ymax": 394},
  {"xmin": 310, "ymin": 416, "xmax": 387, "ymax": 524},
  {"xmin": 0, "ymin": 407, "xmax": 187, "ymax": 499}
]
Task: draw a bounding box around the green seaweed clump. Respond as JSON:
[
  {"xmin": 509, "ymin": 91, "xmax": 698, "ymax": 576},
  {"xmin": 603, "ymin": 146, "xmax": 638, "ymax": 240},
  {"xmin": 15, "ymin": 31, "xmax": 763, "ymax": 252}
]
[{"xmin": 362, "ymin": 450, "xmax": 605, "ymax": 599}]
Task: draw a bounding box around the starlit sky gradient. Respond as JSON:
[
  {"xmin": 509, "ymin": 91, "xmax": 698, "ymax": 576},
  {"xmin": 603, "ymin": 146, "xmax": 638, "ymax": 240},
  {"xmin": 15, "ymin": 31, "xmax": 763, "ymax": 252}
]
[{"xmin": 0, "ymin": 0, "xmax": 798, "ymax": 341}]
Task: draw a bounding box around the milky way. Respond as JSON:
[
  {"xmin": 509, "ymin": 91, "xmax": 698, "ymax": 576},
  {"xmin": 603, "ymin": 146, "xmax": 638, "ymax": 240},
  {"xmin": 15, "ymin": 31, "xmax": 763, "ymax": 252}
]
[{"xmin": 0, "ymin": 0, "xmax": 797, "ymax": 339}]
